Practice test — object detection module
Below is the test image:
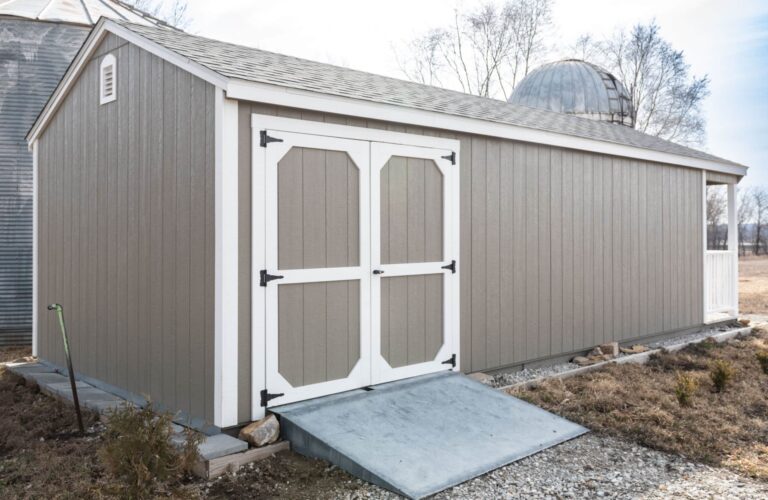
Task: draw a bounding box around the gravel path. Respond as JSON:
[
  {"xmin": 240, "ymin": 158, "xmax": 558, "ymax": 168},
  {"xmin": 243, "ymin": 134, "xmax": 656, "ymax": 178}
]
[
  {"xmin": 334, "ymin": 434, "xmax": 768, "ymax": 499},
  {"xmin": 485, "ymin": 323, "xmax": 745, "ymax": 388}
]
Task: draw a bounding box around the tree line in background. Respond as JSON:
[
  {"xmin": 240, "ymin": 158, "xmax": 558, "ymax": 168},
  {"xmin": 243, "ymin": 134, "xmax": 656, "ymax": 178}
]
[
  {"xmin": 708, "ymin": 187, "xmax": 768, "ymax": 256},
  {"xmin": 395, "ymin": 0, "xmax": 709, "ymax": 147}
]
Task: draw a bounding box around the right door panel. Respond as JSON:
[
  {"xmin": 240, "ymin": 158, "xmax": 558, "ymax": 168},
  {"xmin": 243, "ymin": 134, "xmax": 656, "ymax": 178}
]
[{"xmin": 371, "ymin": 143, "xmax": 459, "ymax": 384}]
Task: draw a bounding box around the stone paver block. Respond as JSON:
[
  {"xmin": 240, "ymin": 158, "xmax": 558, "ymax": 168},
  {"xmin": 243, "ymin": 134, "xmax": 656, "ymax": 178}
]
[
  {"xmin": 198, "ymin": 433, "xmax": 248, "ymax": 460},
  {"xmin": 8, "ymin": 364, "xmax": 56, "ymax": 378},
  {"xmin": 28, "ymin": 373, "xmax": 69, "ymax": 385},
  {"xmin": 46, "ymin": 381, "xmax": 93, "ymax": 395}
]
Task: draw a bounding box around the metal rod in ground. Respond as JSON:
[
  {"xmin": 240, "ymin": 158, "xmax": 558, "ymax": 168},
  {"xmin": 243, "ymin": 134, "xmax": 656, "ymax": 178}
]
[{"xmin": 47, "ymin": 304, "xmax": 85, "ymax": 434}]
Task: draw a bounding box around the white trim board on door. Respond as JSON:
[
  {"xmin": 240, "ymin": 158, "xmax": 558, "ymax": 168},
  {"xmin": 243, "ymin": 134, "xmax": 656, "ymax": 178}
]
[{"xmin": 251, "ymin": 114, "xmax": 460, "ymax": 420}]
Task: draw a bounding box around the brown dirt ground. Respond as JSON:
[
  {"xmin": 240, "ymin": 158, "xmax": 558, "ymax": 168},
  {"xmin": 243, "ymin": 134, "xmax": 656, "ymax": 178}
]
[
  {"xmin": 0, "ymin": 365, "xmax": 105, "ymax": 499},
  {"xmin": 0, "ymin": 364, "xmax": 367, "ymax": 499},
  {"xmin": 739, "ymin": 256, "xmax": 768, "ymax": 315},
  {"xmin": 511, "ymin": 329, "xmax": 768, "ymax": 481}
]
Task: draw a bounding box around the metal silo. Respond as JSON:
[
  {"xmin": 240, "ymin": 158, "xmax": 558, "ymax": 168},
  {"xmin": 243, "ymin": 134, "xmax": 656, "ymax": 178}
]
[{"xmin": 0, "ymin": 1, "xmax": 161, "ymax": 346}]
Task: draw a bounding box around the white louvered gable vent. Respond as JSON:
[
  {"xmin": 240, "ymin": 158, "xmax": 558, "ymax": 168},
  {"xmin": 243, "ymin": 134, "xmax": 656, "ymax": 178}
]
[{"xmin": 100, "ymin": 54, "xmax": 116, "ymax": 105}]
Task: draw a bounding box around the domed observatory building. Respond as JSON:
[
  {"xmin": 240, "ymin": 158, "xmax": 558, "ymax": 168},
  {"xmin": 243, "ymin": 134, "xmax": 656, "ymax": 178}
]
[
  {"xmin": 0, "ymin": 0, "xmax": 162, "ymax": 345},
  {"xmin": 509, "ymin": 59, "xmax": 635, "ymax": 127}
]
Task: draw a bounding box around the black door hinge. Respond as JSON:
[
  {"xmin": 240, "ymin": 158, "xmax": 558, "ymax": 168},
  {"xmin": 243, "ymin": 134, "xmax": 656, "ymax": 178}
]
[
  {"xmin": 260, "ymin": 389, "xmax": 285, "ymax": 407},
  {"xmin": 260, "ymin": 130, "xmax": 284, "ymax": 147},
  {"xmin": 441, "ymin": 260, "xmax": 456, "ymax": 274},
  {"xmin": 442, "ymin": 353, "xmax": 456, "ymax": 368},
  {"xmin": 260, "ymin": 269, "xmax": 284, "ymax": 287},
  {"xmin": 441, "ymin": 151, "xmax": 456, "ymax": 165}
]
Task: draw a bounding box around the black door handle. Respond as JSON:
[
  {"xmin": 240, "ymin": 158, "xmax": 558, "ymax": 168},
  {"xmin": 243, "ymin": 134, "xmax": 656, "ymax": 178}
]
[{"xmin": 373, "ymin": 269, "xmax": 385, "ymax": 275}]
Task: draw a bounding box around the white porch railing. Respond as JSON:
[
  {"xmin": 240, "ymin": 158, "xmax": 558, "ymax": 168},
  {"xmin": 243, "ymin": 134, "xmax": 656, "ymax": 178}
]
[{"xmin": 704, "ymin": 250, "xmax": 737, "ymax": 317}]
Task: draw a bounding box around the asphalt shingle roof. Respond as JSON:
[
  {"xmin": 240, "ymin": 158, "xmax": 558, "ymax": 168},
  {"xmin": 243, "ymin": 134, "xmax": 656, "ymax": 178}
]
[{"xmin": 117, "ymin": 21, "xmax": 743, "ymax": 168}]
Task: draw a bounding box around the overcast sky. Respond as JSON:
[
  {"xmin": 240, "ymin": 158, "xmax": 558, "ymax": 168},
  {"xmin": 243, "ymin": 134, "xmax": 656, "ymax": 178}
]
[{"xmin": 185, "ymin": 0, "xmax": 767, "ymax": 187}]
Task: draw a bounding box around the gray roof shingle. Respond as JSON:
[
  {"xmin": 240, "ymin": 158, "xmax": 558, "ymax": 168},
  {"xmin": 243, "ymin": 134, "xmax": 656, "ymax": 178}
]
[{"xmin": 117, "ymin": 21, "xmax": 743, "ymax": 168}]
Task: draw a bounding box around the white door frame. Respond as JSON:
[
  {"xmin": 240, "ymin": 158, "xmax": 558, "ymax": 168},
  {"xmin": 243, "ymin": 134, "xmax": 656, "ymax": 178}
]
[
  {"xmin": 251, "ymin": 114, "xmax": 460, "ymax": 420},
  {"xmin": 370, "ymin": 143, "xmax": 460, "ymax": 384}
]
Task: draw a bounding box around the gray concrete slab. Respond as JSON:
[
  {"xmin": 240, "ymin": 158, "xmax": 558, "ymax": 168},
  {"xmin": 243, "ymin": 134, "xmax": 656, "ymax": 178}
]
[
  {"xmin": 7, "ymin": 363, "xmax": 56, "ymax": 378},
  {"xmin": 88, "ymin": 400, "xmax": 132, "ymax": 414},
  {"xmin": 46, "ymin": 381, "xmax": 93, "ymax": 394},
  {"xmin": 198, "ymin": 433, "xmax": 248, "ymax": 460},
  {"xmin": 27, "ymin": 372, "xmax": 69, "ymax": 385},
  {"xmin": 273, "ymin": 372, "xmax": 588, "ymax": 499}
]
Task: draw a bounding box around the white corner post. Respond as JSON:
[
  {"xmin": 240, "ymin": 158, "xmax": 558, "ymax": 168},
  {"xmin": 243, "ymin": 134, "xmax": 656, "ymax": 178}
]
[
  {"xmin": 728, "ymin": 182, "xmax": 739, "ymax": 317},
  {"xmin": 214, "ymin": 89, "xmax": 239, "ymax": 427},
  {"xmin": 250, "ymin": 120, "xmax": 266, "ymax": 421},
  {"xmin": 32, "ymin": 140, "xmax": 39, "ymax": 357},
  {"xmin": 702, "ymin": 171, "xmax": 707, "ymax": 323}
]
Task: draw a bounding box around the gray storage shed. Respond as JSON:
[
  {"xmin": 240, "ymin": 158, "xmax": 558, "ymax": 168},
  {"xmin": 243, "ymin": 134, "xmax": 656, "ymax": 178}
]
[{"xmin": 28, "ymin": 19, "xmax": 747, "ymax": 430}]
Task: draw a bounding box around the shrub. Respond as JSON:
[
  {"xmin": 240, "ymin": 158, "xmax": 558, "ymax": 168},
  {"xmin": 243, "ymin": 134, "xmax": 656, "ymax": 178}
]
[
  {"xmin": 710, "ymin": 359, "xmax": 735, "ymax": 393},
  {"xmin": 674, "ymin": 372, "xmax": 698, "ymax": 407},
  {"xmin": 99, "ymin": 403, "xmax": 201, "ymax": 498},
  {"xmin": 757, "ymin": 351, "xmax": 768, "ymax": 375}
]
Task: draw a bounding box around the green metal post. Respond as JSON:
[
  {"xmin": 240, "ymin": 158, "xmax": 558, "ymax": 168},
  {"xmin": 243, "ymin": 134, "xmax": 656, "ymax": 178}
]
[{"xmin": 47, "ymin": 304, "xmax": 85, "ymax": 434}]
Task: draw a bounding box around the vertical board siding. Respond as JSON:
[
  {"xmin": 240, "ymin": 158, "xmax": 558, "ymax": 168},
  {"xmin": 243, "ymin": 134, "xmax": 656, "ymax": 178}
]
[
  {"xmin": 380, "ymin": 275, "xmax": 443, "ymax": 367},
  {"xmin": 277, "ymin": 280, "xmax": 360, "ymax": 386},
  {"xmin": 37, "ymin": 37, "xmax": 216, "ymax": 424},
  {"xmin": 237, "ymin": 103, "xmax": 705, "ymax": 417}
]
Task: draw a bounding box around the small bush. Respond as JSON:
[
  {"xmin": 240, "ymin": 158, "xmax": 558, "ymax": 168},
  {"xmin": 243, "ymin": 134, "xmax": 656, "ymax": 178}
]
[
  {"xmin": 710, "ymin": 359, "xmax": 735, "ymax": 393},
  {"xmin": 674, "ymin": 372, "xmax": 698, "ymax": 407},
  {"xmin": 99, "ymin": 403, "xmax": 202, "ymax": 498},
  {"xmin": 757, "ymin": 351, "xmax": 768, "ymax": 375}
]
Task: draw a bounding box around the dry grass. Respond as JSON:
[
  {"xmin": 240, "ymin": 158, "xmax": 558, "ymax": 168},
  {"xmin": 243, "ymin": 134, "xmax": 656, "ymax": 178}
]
[
  {"xmin": 0, "ymin": 346, "xmax": 32, "ymax": 364},
  {"xmin": 512, "ymin": 330, "xmax": 768, "ymax": 481},
  {"xmin": 739, "ymin": 256, "xmax": 768, "ymax": 315}
]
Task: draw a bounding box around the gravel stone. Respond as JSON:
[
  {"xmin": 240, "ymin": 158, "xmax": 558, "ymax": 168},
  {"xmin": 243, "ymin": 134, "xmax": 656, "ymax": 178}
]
[
  {"xmin": 325, "ymin": 434, "xmax": 768, "ymax": 499},
  {"xmin": 485, "ymin": 323, "xmax": 745, "ymax": 389}
]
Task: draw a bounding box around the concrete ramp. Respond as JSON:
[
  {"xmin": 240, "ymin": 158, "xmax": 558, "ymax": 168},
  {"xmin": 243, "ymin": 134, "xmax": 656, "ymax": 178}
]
[{"xmin": 272, "ymin": 372, "xmax": 587, "ymax": 499}]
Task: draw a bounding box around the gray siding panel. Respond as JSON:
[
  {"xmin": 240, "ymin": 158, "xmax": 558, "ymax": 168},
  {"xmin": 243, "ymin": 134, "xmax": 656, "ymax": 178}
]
[
  {"xmin": 237, "ymin": 102, "xmax": 706, "ymax": 405},
  {"xmin": 37, "ymin": 36, "xmax": 216, "ymax": 425}
]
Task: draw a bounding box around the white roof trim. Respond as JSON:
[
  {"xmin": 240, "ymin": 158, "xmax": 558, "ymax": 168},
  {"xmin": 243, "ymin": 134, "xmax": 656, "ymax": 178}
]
[
  {"xmin": 26, "ymin": 18, "xmax": 227, "ymax": 145},
  {"xmin": 27, "ymin": 19, "xmax": 747, "ymax": 177},
  {"xmin": 227, "ymin": 79, "xmax": 747, "ymax": 177}
]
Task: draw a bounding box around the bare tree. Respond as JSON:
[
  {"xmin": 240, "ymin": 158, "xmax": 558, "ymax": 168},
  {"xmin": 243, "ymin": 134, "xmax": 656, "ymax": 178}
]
[
  {"xmin": 753, "ymin": 188, "xmax": 768, "ymax": 255},
  {"xmin": 395, "ymin": 30, "xmax": 446, "ymax": 86},
  {"xmin": 127, "ymin": 0, "xmax": 191, "ymax": 30},
  {"xmin": 587, "ymin": 22, "xmax": 710, "ymax": 146},
  {"xmin": 569, "ymin": 34, "xmax": 599, "ymax": 61},
  {"xmin": 396, "ymin": 0, "xmax": 553, "ymax": 99},
  {"xmin": 706, "ymin": 186, "xmax": 727, "ymax": 250},
  {"xmin": 737, "ymin": 187, "xmax": 755, "ymax": 256}
]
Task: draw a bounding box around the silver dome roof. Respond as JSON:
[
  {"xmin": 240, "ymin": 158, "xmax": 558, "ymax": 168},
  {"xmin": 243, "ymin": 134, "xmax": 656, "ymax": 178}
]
[
  {"xmin": 0, "ymin": 0, "xmax": 164, "ymax": 27},
  {"xmin": 509, "ymin": 59, "xmax": 635, "ymax": 127}
]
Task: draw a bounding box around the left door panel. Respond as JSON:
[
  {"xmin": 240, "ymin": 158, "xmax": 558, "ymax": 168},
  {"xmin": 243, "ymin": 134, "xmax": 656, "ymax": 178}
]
[{"xmin": 263, "ymin": 131, "xmax": 371, "ymax": 407}]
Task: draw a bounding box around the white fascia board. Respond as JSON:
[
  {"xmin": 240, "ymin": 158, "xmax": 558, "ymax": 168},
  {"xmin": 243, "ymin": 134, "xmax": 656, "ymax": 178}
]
[
  {"xmin": 228, "ymin": 79, "xmax": 747, "ymax": 177},
  {"xmin": 214, "ymin": 89, "xmax": 239, "ymax": 428},
  {"xmin": 26, "ymin": 18, "xmax": 227, "ymax": 146}
]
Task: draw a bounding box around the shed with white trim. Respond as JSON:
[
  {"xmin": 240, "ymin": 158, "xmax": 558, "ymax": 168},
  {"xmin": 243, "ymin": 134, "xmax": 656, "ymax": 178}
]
[{"xmin": 28, "ymin": 18, "xmax": 747, "ymax": 430}]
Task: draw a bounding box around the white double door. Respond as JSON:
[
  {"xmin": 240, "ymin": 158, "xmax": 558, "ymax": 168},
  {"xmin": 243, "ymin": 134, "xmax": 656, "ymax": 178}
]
[{"xmin": 260, "ymin": 127, "xmax": 459, "ymax": 408}]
